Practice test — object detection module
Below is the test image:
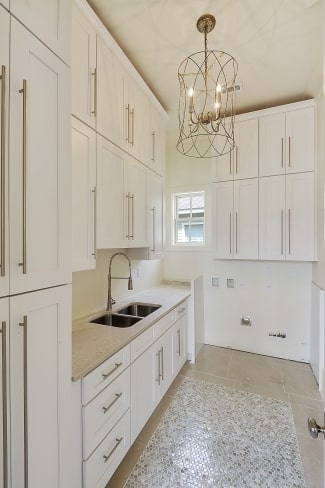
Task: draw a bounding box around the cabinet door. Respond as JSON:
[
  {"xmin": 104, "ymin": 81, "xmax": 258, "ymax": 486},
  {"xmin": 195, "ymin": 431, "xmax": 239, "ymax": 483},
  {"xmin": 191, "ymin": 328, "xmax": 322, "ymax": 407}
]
[
  {"xmin": 154, "ymin": 330, "xmax": 173, "ymax": 402},
  {"xmin": 150, "ymin": 106, "xmax": 165, "ymax": 175},
  {"xmin": 131, "ymin": 343, "xmax": 156, "ymax": 443},
  {"xmin": 211, "ymin": 129, "xmax": 233, "ymax": 182},
  {"xmin": 9, "ymin": 19, "xmax": 71, "ymax": 294},
  {"xmin": 286, "ymin": 107, "xmax": 315, "ymax": 173},
  {"xmin": 97, "ymin": 37, "xmax": 126, "ymax": 150},
  {"xmin": 259, "ymin": 175, "xmax": 286, "ymax": 260},
  {"xmin": 148, "ymin": 172, "xmax": 164, "ymax": 259},
  {"xmin": 259, "ymin": 113, "xmax": 286, "ymax": 176},
  {"xmin": 10, "ymin": 0, "xmax": 71, "ymax": 64},
  {"xmin": 72, "ymin": 117, "xmax": 96, "ymax": 271},
  {"xmin": 234, "ymin": 119, "xmax": 258, "ymax": 179},
  {"xmin": 128, "ymin": 80, "xmax": 151, "ymax": 163},
  {"xmin": 72, "ymin": 0, "xmax": 97, "ymax": 128},
  {"xmin": 234, "ymin": 179, "xmax": 258, "ymax": 259},
  {"xmin": 286, "ymin": 172, "xmax": 315, "ymax": 261},
  {"xmin": 214, "ymin": 181, "xmax": 233, "ymax": 259},
  {"xmin": 10, "ymin": 285, "xmax": 72, "ymax": 488},
  {"xmin": 125, "ymin": 158, "xmax": 149, "ymax": 247},
  {"xmin": 173, "ymin": 314, "xmax": 187, "ymax": 375},
  {"xmin": 0, "ymin": 1, "xmax": 9, "ymax": 10},
  {"xmin": 96, "ymin": 135, "xmax": 126, "ymax": 249},
  {"xmin": 0, "ymin": 298, "xmax": 9, "ymax": 488},
  {"xmin": 0, "ymin": 8, "xmax": 9, "ymax": 297}
]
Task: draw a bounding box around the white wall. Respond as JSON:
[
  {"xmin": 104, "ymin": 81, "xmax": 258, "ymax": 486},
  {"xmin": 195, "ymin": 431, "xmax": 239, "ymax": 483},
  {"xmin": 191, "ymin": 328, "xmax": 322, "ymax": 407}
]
[{"xmin": 164, "ymin": 137, "xmax": 313, "ymax": 362}]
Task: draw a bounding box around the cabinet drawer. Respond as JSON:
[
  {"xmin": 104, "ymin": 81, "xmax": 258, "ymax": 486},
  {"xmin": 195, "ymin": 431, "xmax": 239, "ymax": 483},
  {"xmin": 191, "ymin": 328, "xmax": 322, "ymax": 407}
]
[
  {"xmin": 83, "ymin": 409, "xmax": 131, "ymax": 488},
  {"xmin": 83, "ymin": 368, "xmax": 130, "ymax": 460},
  {"xmin": 130, "ymin": 326, "xmax": 155, "ymax": 361},
  {"xmin": 175, "ymin": 301, "xmax": 187, "ymax": 319},
  {"xmin": 82, "ymin": 344, "xmax": 130, "ymax": 405},
  {"xmin": 153, "ymin": 311, "xmax": 174, "ymax": 339}
]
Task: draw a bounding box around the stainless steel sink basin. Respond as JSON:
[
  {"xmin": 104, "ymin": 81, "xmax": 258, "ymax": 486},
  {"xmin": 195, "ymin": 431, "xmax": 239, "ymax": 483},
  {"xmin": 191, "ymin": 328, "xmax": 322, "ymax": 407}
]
[
  {"xmin": 89, "ymin": 313, "xmax": 141, "ymax": 327},
  {"xmin": 116, "ymin": 302, "xmax": 161, "ymax": 317}
]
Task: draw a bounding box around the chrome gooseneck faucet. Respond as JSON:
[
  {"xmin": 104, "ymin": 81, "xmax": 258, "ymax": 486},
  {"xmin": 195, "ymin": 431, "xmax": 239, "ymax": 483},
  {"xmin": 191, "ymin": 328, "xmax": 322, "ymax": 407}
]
[{"xmin": 107, "ymin": 252, "xmax": 133, "ymax": 311}]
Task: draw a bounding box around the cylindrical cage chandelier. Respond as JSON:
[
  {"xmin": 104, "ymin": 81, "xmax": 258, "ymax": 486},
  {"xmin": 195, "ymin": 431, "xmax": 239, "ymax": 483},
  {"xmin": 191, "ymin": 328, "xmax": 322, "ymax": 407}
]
[{"xmin": 177, "ymin": 14, "xmax": 238, "ymax": 158}]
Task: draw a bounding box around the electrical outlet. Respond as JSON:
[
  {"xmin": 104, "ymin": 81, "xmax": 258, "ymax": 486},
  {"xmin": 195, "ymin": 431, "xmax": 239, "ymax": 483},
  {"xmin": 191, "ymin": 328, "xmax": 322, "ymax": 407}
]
[
  {"xmin": 211, "ymin": 277, "xmax": 219, "ymax": 287},
  {"xmin": 227, "ymin": 278, "xmax": 234, "ymax": 288}
]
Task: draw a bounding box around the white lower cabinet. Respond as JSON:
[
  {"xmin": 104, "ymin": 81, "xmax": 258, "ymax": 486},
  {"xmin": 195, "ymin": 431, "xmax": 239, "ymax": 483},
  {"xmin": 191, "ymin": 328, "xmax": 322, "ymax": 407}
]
[
  {"xmin": 10, "ymin": 285, "xmax": 72, "ymax": 488},
  {"xmin": 80, "ymin": 300, "xmax": 188, "ymax": 487}
]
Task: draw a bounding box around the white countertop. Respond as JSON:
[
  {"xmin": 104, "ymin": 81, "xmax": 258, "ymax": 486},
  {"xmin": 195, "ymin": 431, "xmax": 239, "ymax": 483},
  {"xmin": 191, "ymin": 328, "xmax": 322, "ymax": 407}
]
[{"xmin": 72, "ymin": 284, "xmax": 191, "ymax": 381}]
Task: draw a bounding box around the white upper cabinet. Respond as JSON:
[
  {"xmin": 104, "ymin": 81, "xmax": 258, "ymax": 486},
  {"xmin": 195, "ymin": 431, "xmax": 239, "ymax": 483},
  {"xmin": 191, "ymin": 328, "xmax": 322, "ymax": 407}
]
[
  {"xmin": 212, "ymin": 118, "xmax": 258, "ymax": 182},
  {"xmin": 0, "ymin": 8, "xmax": 9, "ymax": 297},
  {"xmin": 259, "ymin": 105, "xmax": 315, "ymax": 176},
  {"xmin": 10, "ymin": 0, "xmax": 71, "ymax": 64},
  {"xmin": 150, "ymin": 106, "xmax": 166, "ymax": 176},
  {"xmin": 97, "ymin": 37, "xmax": 126, "ymax": 150},
  {"xmin": 72, "ymin": 0, "xmax": 97, "ymax": 128},
  {"xmin": 124, "ymin": 158, "xmax": 149, "ymax": 247},
  {"xmin": 96, "ymin": 135, "xmax": 126, "ymax": 249},
  {"xmin": 259, "ymin": 175, "xmax": 286, "ymax": 261},
  {"xmin": 286, "ymin": 172, "xmax": 315, "ymax": 261},
  {"xmin": 72, "ymin": 117, "xmax": 96, "ymax": 272},
  {"xmin": 127, "ymin": 78, "xmax": 151, "ymax": 163},
  {"xmin": 286, "ymin": 107, "xmax": 315, "ymax": 173},
  {"xmin": 214, "ymin": 179, "xmax": 258, "ymax": 260},
  {"xmin": 9, "ymin": 19, "xmax": 71, "ymax": 295},
  {"xmin": 233, "ymin": 178, "xmax": 259, "ymax": 260},
  {"xmin": 214, "ymin": 181, "xmax": 233, "ymax": 259}
]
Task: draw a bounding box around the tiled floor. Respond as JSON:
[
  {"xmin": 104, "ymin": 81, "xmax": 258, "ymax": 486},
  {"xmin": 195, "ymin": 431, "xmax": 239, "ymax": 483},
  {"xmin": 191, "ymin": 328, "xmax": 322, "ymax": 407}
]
[{"xmin": 106, "ymin": 346, "xmax": 324, "ymax": 488}]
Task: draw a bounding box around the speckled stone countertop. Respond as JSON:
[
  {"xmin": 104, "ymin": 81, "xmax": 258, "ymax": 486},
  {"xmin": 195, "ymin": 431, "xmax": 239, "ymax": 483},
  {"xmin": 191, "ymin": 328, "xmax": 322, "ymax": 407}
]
[{"xmin": 72, "ymin": 284, "xmax": 191, "ymax": 381}]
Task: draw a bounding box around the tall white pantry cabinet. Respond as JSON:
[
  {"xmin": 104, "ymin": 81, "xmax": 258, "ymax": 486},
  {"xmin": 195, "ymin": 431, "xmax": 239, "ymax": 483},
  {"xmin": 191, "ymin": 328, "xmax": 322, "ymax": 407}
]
[{"xmin": 0, "ymin": 2, "xmax": 72, "ymax": 488}]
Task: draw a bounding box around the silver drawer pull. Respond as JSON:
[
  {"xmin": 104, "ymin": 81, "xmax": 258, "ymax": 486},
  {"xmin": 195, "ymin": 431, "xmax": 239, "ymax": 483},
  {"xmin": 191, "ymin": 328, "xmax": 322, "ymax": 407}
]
[
  {"xmin": 102, "ymin": 362, "xmax": 122, "ymax": 380},
  {"xmin": 103, "ymin": 437, "xmax": 123, "ymax": 463},
  {"xmin": 102, "ymin": 392, "xmax": 122, "ymax": 414}
]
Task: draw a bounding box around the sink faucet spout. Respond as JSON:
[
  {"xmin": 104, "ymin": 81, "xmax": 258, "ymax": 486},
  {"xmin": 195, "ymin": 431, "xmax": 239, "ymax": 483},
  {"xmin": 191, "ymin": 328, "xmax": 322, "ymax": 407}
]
[{"xmin": 107, "ymin": 252, "xmax": 133, "ymax": 311}]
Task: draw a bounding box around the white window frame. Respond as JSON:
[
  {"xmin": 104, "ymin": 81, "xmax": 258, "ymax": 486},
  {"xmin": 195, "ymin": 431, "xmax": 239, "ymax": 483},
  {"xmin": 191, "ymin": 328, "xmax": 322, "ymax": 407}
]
[{"xmin": 172, "ymin": 191, "xmax": 205, "ymax": 246}]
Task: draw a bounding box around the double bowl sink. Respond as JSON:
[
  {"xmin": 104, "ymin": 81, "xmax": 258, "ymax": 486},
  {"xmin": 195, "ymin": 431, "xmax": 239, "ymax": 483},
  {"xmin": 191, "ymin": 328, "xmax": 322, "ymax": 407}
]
[{"xmin": 89, "ymin": 302, "xmax": 161, "ymax": 328}]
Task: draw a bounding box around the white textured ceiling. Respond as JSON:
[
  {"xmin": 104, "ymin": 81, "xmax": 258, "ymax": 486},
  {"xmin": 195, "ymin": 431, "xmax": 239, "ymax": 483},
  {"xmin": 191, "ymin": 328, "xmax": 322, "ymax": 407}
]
[{"xmin": 87, "ymin": 0, "xmax": 323, "ymax": 139}]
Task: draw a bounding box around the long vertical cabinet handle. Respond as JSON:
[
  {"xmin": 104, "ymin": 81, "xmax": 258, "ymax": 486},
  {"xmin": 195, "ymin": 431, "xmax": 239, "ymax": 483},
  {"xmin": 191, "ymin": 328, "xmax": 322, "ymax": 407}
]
[
  {"xmin": 125, "ymin": 193, "xmax": 130, "ymax": 239},
  {"xmin": 160, "ymin": 347, "xmax": 164, "ymax": 381},
  {"xmin": 151, "ymin": 206, "xmax": 156, "ymax": 253},
  {"xmin": 229, "ymin": 212, "xmax": 232, "ymax": 256},
  {"xmin": 235, "ymin": 146, "xmax": 238, "ymax": 174},
  {"xmin": 19, "ymin": 80, "xmax": 27, "ymax": 274},
  {"xmin": 151, "ymin": 131, "xmax": 155, "ymax": 162},
  {"xmin": 19, "ymin": 316, "xmax": 28, "ymax": 488},
  {"xmin": 91, "ymin": 68, "xmax": 97, "ymax": 117},
  {"xmin": 1, "ymin": 321, "xmax": 8, "ymax": 488},
  {"xmin": 125, "ymin": 105, "xmax": 130, "ymax": 143},
  {"xmin": 288, "ymin": 208, "xmax": 291, "ymax": 255},
  {"xmin": 130, "ymin": 194, "xmax": 134, "ymax": 239},
  {"xmin": 91, "ymin": 186, "xmax": 97, "ymax": 258},
  {"xmin": 281, "ymin": 138, "xmax": 284, "ymax": 168},
  {"xmin": 281, "ymin": 209, "xmax": 284, "ymax": 256},
  {"xmin": 288, "ymin": 136, "xmax": 291, "ymax": 167},
  {"xmin": 130, "ymin": 109, "xmax": 134, "ymax": 146},
  {"xmin": 177, "ymin": 328, "xmax": 181, "ymax": 356},
  {"xmin": 155, "ymin": 350, "xmax": 160, "ymax": 385},
  {"xmin": 235, "ymin": 211, "xmax": 238, "ymax": 255},
  {"xmin": 0, "ymin": 66, "xmax": 6, "ymax": 277}
]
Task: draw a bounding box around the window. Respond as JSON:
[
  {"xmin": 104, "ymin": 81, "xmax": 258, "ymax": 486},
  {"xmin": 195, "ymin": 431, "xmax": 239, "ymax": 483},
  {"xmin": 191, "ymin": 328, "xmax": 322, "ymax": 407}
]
[{"xmin": 173, "ymin": 192, "xmax": 205, "ymax": 245}]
